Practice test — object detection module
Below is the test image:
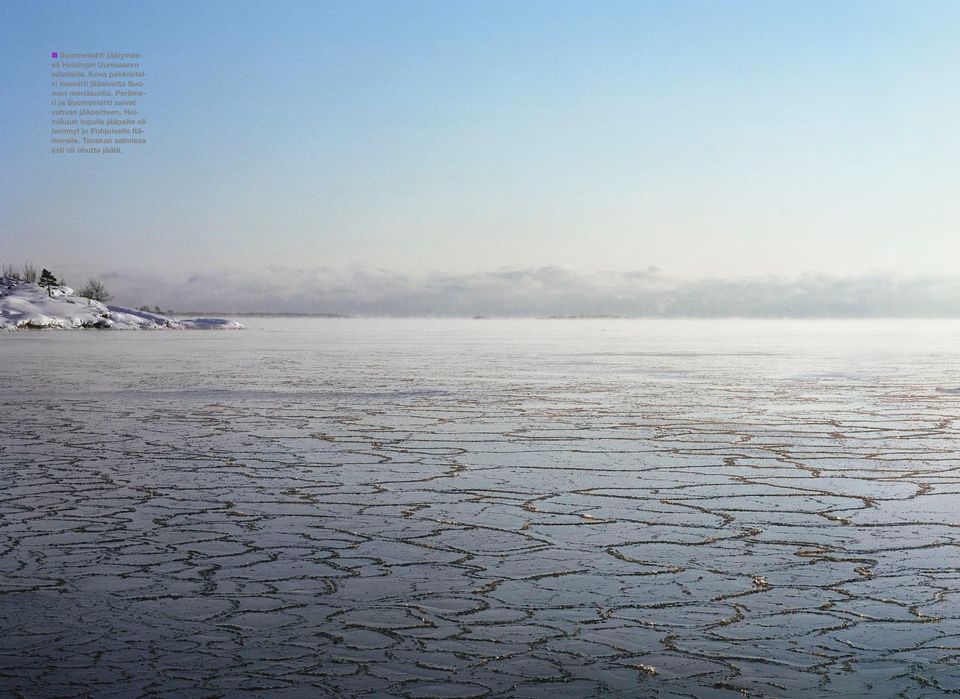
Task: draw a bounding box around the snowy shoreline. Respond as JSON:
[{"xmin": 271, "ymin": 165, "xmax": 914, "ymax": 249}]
[{"xmin": 0, "ymin": 277, "xmax": 242, "ymax": 330}]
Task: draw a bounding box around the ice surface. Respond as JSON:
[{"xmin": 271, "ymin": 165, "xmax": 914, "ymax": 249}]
[{"xmin": 1, "ymin": 318, "xmax": 959, "ymax": 697}]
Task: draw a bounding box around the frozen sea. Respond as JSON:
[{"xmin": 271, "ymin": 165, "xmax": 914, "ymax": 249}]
[{"xmin": 1, "ymin": 318, "xmax": 959, "ymax": 698}]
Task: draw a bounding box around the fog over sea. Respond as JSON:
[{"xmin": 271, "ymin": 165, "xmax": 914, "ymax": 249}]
[{"xmin": 2, "ymin": 318, "xmax": 959, "ymax": 697}]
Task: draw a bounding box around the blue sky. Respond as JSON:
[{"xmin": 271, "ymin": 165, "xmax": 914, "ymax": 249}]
[{"xmin": 2, "ymin": 0, "xmax": 959, "ymax": 300}]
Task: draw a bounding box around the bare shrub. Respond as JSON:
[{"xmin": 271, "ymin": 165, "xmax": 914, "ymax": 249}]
[{"xmin": 79, "ymin": 278, "xmax": 112, "ymax": 302}]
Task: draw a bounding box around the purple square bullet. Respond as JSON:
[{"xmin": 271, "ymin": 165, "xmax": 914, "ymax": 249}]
[{"xmin": 51, "ymin": 52, "xmax": 58, "ymax": 58}]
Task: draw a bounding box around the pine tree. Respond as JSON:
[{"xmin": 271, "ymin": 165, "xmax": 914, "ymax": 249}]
[{"xmin": 38, "ymin": 268, "xmax": 58, "ymax": 297}]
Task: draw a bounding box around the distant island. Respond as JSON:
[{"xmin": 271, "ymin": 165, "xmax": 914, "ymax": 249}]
[
  {"xmin": 174, "ymin": 312, "xmax": 349, "ymax": 318},
  {"xmin": 0, "ymin": 274, "xmax": 242, "ymax": 330}
]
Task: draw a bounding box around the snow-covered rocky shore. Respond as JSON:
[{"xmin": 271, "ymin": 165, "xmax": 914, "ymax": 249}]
[{"xmin": 0, "ymin": 277, "xmax": 243, "ymax": 330}]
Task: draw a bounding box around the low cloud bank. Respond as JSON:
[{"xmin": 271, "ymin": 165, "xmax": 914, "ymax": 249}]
[{"xmin": 101, "ymin": 266, "xmax": 960, "ymax": 317}]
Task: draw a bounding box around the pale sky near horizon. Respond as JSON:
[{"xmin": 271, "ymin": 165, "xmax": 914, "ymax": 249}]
[{"xmin": 2, "ymin": 0, "xmax": 959, "ymax": 286}]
